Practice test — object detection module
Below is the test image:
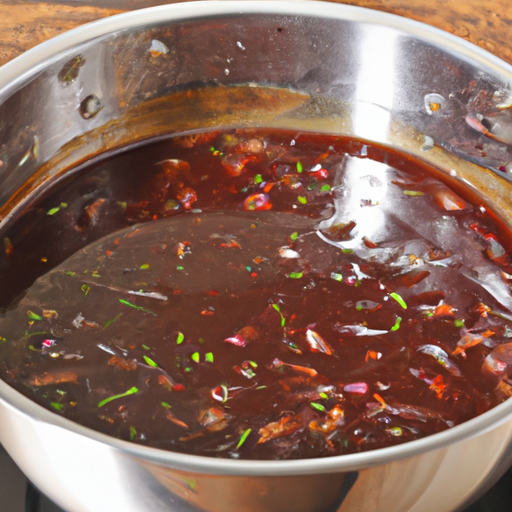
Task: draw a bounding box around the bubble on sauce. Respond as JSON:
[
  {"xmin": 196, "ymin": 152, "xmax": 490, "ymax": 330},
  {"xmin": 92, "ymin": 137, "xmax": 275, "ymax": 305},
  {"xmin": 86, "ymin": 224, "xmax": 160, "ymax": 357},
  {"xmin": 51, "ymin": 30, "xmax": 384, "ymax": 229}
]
[
  {"xmin": 58, "ymin": 55, "xmax": 86, "ymax": 84},
  {"xmin": 79, "ymin": 94, "xmax": 102, "ymax": 119},
  {"xmin": 149, "ymin": 39, "xmax": 169, "ymax": 58},
  {"xmin": 424, "ymin": 93, "xmax": 445, "ymax": 115}
]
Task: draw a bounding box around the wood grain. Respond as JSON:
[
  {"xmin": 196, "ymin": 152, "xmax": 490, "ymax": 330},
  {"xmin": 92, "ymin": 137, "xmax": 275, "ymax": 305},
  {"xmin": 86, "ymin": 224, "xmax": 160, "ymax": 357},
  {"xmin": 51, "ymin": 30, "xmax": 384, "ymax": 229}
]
[{"xmin": 0, "ymin": 0, "xmax": 511, "ymax": 66}]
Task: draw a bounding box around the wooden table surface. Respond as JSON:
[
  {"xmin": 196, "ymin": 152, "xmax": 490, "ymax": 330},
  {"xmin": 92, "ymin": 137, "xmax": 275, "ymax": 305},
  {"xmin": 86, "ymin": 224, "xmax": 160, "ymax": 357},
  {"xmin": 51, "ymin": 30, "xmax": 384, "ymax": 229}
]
[{"xmin": 0, "ymin": 0, "xmax": 510, "ymax": 67}]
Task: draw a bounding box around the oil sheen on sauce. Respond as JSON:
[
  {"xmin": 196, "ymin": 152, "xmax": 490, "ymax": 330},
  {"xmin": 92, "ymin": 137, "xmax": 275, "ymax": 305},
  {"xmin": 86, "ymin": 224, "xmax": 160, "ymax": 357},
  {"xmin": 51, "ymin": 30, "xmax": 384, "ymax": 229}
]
[{"xmin": 1, "ymin": 129, "xmax": 512, "ymax": 460}]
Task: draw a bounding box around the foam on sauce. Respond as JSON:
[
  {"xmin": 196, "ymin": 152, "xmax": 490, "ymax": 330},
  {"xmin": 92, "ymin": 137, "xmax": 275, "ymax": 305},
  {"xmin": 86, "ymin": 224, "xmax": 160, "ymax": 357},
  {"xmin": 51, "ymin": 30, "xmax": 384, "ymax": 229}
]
[{"xmin": 1, "ymin": 129, "xmax": 512, "ymax": 460}]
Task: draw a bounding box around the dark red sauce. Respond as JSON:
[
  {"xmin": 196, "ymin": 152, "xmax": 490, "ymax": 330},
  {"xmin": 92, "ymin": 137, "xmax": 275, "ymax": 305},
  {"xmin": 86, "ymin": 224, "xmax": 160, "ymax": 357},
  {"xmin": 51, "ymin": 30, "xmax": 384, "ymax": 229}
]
[{"xmin": 1, "ymin": 129, "xmax": 512, "ymax": 460}]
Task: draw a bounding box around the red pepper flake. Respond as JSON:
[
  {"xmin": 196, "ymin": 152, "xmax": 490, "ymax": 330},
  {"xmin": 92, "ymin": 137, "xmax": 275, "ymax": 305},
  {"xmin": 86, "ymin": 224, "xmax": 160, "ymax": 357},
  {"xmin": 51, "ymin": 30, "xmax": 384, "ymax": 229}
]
[
  {"xmin": 250, "ymin": 272, "xmax": 258, "ymax": 278},
  {"xmin": 207, "ymin": 290, "xmax": 219, "ymax": 296},
  {"xmin": 201, "ymin": 309, "xmax": 214, "ymax": 316},
  {"xmin": 434, "ymin": 303, "xmax": 456, "ymax": 316},
  {"xmin": 365, "ymin": 350, "xmax": 382, "ymax": 362},
  {"xmin": 429, "ymin": 374, "xmax": 446, "ymax": 399}
]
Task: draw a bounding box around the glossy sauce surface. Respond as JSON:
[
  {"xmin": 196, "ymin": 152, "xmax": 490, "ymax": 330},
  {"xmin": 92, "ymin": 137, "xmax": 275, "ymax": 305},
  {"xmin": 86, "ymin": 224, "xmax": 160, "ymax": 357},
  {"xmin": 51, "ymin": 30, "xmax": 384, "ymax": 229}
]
[{"xmin": 1, "ymin": 129, "xmax": 512, "ymax": 460}]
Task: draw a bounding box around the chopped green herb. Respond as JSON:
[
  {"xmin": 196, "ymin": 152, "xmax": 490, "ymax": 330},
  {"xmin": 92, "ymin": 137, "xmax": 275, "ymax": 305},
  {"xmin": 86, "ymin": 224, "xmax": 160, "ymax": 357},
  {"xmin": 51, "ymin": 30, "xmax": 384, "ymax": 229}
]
[
  {"xmin": 272, "ymin": 303, "xmax": 286, "ymax": 327},
  {"xmin": 245, "ymin": 265, "xmax": 252, "ymax": 272},
  {"xmin": 205, "ymin": 352, "xmax": 214, "ymax": 363},
  {"xmin": 28, "ymin": 344, "xmax": 41, "ymax": 352},
  {"xmin": 307, "ymin": 181, "xmax": 319, "ymax": 191},
  {"xmin": 424, "ymin": 310, "xmax": 434, "ymax": 317},
  {"xmin": 176, "ymin": 332, "xmax": 185, "ymax": 345},
  {"xmin": 297, "ymin": 161, "xmax": 303, "ymax": 173},
  {"xmin": 331, "ymin": 272, "xmax": 343, "ymax": 282},
  {"xmin": 320, "ymin": 184, "xmax": 331, "ymax": 192},
  {"xmin": 81, "ymin": 284, "xmax": 91, "ymax": 296},
  {"xmin": 143, "ymin": 355, "xmax": 158, "ymax": 367},
  {"xmin": 403, "ymin": 190, "xmax": 424, "ymax": 197},
  {"xmin": 288, "ymin": 272, "xmax": 303, "ymax": 279},
  {"xmin": 310, "ymin": 402, "xmax": 326, "ymax": 412},
  {"xmin": 198, "ymin": 338, "xmax": 205, "ymax": 344},
  {"xmin": 248, "ymin": 361, "xmax": 258, "ymax": 368},
  {"xmin": 47, "ymin": 207, "xmax": 60, "ymax": 216},
  {"xmin": 256, "ymin": 385, "xmax": 267, "ymax": 390},
  {"xmin": 454, "ymin": 319, "xmax": 465, "ymax": 328},
  {"xmin": 290, "ymin": 232, "xmax": 298, "ymax": 241},
  {"xmin": 64, "ymin": 271, "xmax": 76, "ymax": 277},
  {"xmin": 191, "ymin": 352, "xmax": 200, "ymax": 363},
  {"xmin": 60, "ymin": 202, "xmax": 68, "ymax": 208},
  {"xmin": 161, "ymin": 402, "xmax": 171, "ymax": 409},
  {"xmin": 254, "ymin": 174, "xmax": 263, "ymax": 184},
  {"xmin": 177, "ymin": 265, "xmax": 184, "ymax": 271},
  {"xmin": 237, "ymin": 428, "xmax": 252, "ymax": 449},
  {"xmin": 341, "ymin": 248, "xmax": 353, "ymax": 254},
  {"xmin": 142, "ymin": 344, "xmax": 150, "ymax": 350},
  {"xmin": 50, "ymin": 402, "xmax": 64, "ymax": 411},
  {"xmin": 184, "ymin": 367, "xmax": 193, "ymax": 372},
  {"xmin": 117, "ymin": 201, "xmax": 128, "ymax": 209},
  {"xmin": 118, "ymin": 298, "xmax": 156, "ymax": 316},
  {"xmin": 390, "ymin": 292, "xmax": 407, "ymax": 309},
  {"xmin": 297, "ymin": 196, "xmax": 308, "ymax": 205},
  {"xmin": 391, "ymin": 316, "xmax": 402, "ymax": 331},
  {"xmin": 27, "ymin": 310, "xmax": 42, "ymax": 321},
  {"xmin": 386, "ymin": 426, "xmax": 403, "ymax": 436},
  {"xmin": 98, "ymin": 386, "xmax": 138, "ymax": 408},
  {"xmin": 104, "ymin": 313, "xmax": 123, "ymax": 329},
  {"xmin": 129, "ymin": 426, "xmax": 137, "ymax": 440},
  {"xmin": 320, "ymin": 392, "xmax": 329, "ymax": 399},
  {"xmin": 140, "ymin": 264, "xmax": 150, "ymax": 270}
]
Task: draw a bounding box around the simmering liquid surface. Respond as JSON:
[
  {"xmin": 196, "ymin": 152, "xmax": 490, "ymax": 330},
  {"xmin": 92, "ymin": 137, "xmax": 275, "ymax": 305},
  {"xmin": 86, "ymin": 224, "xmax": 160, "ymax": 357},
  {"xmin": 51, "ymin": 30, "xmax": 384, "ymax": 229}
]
[{"xmin": 1, "ymin": 129, "xmax": 512, "ymax": 460}]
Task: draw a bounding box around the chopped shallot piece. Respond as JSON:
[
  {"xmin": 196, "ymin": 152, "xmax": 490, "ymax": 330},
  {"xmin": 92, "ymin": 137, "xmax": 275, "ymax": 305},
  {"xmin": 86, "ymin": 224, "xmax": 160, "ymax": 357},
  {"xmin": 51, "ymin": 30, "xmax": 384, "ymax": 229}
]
[
  {"xmin": 272, "ymin": 358, "xmax": 318, "ymax": 377},
  {"xmin": 29, "ymin": 371, "xmax": 78, "ymax": 386},
  {"xmin": 429, "ymin": 184, "xmax": 470, "ymax": 211},
  {"xmin": 198, "ymin": 407, "xmax": 230, "ymax": 432},
  {"xmin": 309, "ymin": 405, "xmax": 345, "ymax": 433},
  {"xmin": 108, "ymin": 356, "xmax": 138, "ymax": 371},
  {"xmin": 279, "ymin": 246, "xmax": 300, "ymax": 259},
  {"xmin": 306, "ymin": 329, "xmax": 333, "ymax": 355},
  {"xmin": 224, "ymin": 326, "xmax": 257, "ymax": 347},
  {"xmin": 165, "ymin": 411, "xmax": 189, "ymax": 429},
  {"xmin": 344, "ymin": 382, "xmax": 368, "ymax": 394},
  {"xmin": 258, "ymin": 414, "xmax": 303, "ymax": 444},
  {"xmin": 453, "ymin": 330, "xmax": 494, "ymax": 356}
]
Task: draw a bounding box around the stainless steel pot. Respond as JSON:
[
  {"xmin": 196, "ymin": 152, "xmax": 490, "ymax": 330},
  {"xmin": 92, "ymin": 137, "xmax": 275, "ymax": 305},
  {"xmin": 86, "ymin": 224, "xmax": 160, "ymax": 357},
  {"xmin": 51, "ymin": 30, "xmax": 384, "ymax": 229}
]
[{"xmin": 2, "ymin": 2, "xmax": 512, "ymax": 511}]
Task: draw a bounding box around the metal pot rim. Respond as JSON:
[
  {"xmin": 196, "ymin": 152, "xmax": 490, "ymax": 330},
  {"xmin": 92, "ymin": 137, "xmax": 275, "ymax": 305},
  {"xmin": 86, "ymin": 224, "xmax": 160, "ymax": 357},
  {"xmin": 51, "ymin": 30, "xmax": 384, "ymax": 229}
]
[{"xmin": 2, "ymin": 0, "xmax": 512, "ymax": 476}]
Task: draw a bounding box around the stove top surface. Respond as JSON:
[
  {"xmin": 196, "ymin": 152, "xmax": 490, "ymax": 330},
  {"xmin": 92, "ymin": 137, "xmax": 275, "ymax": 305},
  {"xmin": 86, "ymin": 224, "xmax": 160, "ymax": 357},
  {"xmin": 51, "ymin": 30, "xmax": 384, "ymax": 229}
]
[{"xmin": 1, "ymin": 444, "xmax": 510, "ymax": 512}]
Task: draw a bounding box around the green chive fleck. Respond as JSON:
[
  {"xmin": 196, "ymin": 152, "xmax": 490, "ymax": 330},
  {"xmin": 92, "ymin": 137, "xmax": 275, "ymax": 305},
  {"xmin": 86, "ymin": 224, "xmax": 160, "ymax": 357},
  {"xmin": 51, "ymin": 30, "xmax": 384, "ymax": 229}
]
[
  {"xmin": 297, "ymin": 196, "xmax": 308, "ymax": 205},
  {"xmin": 98, "ymin": 386, "xmax": 138, "ymax": 408},
  {"xmin": 176, "ymin": 332, "xmax": 185, "ymax": 345},
  {"xmin": 330, "ymin": 272, "xmax": 343, "ymax": 282},
  {"xmin": 118, "ymin": 298, "xmax": 156, "ymax": 316},
  {"xmin": 424, "ymin": 310, "xmax": 434, "ymax": 317},
  {"xmin": 161, "ymin": 402, "xmax": 171, "ymax": 409},
  {"xmin": 245, "ymin": 265, "xmax": 252, "ymax": 272},
  {"xmin": 205, "ymin": 352, "xmax": 214, "ymax": 363},
  {"xmin": 47, "ymin": 207, "xmax": 60, "ymax": 216},
  {"xmin": 50, "ymin": 402, "xmax": 64, "ymax": 411},
  {"xmin": 310, "ymin": 402, "xmax": 326, "ymax": 412},
  {"xmin": 140, "ymin": 264, "xmax": 150, "ymax": 270},
  {"xmin": 454, "ymin": 319, "xmax": 465, "ymax": 328},
  {"xmin": 191, "ymin": 352, "xmax": 200, "ymax": 363},
  {"xmin": 288, "ymin": 272, "xmax": 303, "ymax": 279},
  {"xmin": 237, "ymin": 428, "xmax": 252, "ymax": 449},
  {"xmin": 27, "ymin": 310, "xmax": 42, "ymax": 321},
  {"xmin": 129, "ymin": 426, "xmax": 137, "ymax": 440},
  {"xmin": 177, "ymin": 265, "xmax": 184, "ymax": 271},
  {"xmin": 390, "ymin": 292, "xmax": 407, "ymax": 309},
  {"xmin": 297, "ymin": 161, "xmax": 303, "ymax": 173},
  {"xmin": 403, "ymin": 190, "xmax": 424, "ymax": 197},
  {"xmin": 272, "ymin": 304, "xmax": 286, "ymax": 327},
  {"xmin": 320, "ymin": 184, "xmax": 331, "ymax": 192},
  {"xmin": 391, "ymin": 316, "xmax": 402, "ymax": 331},
  {"xmin": 320, "ymin": 392, "xmax": 329, "ymax": 399},
  {"xmin": 104, "ymin": 313, "xmax": 123, "ymax": 329},
  {"xmin": 64, "ymin": 271, "xmax": 76, "ymax": 277},
  {"xmin": 386, "ymin": 426, "xmax": 403, "ymax": 436},
  {"xmin": 256, "ymin": 385, "xmax": 267, "ymax": 390},
  {"xmin": 81, "ymin": 284, "xmax": 90, "ymax": 296},
  {"xmin": 142, "ymin": 344, "xmax": 150, "ymax": 350},
  {"xmin": 290, "ymin": 232, "xmax": 298, "ymax": 241},
  {"xmin": 341, "ymin": 248, "xmax": 353, "ymax": 254},
  {"xmin": 254, "ymin": 174, "xmax": 263, "ymax": 184},
  {"xmin": 143, "ymin": 355, "xmax": 158, "ymax": 367}
]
